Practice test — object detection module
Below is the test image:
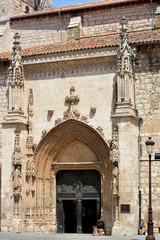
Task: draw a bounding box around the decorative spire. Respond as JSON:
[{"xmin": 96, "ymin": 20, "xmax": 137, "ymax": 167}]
[
  {"xmin": 115, "ymin": 17, "xmax": 136, "ymax": 116},
  {"xmin": 7, "ymin": 33, "xmax": 25, "ymax": 118},
  {"xmin": 9, "ymin": 33, "xmax": 24, "ymax": 88},
  {"xmin": 120, "ymin": 16, "xmax": 128, "ymax": 31}
]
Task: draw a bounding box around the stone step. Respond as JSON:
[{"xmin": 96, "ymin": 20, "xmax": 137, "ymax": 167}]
[{"xmin": 0, "ymin": 232, "xmax": 155, "ymax": 240}]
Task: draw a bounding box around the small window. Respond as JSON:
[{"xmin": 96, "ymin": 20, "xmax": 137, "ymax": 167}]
[{"xmin": 25, "ymin": 6, "xmax": 30, "ymax": 14}]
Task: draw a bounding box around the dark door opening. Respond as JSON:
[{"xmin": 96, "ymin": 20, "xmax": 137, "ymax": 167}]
[
  {"xmin": 57, "ymin": 170, "xmax": 101, "ymax": 233},
  {"xmin": 63, "ymin": 200, "xmax": 77, "ymax": 233},
  {"xmin": 82, "ymin": 200, "xmax": 97, "ymax": 233}
]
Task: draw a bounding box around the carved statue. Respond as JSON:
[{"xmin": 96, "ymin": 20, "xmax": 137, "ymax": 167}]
[
  {"xmin": 110, "ymin": 127, "xmax": 119, "ymax": 164},
  {"xmin": 13, "ymin": 166, "xmax": 21, "ymax": 191},
  {"xmin": 73, "ymin": 181, "xmax": 83, "ymax": 199},
  {"xmin": 112, "ymin": 166, "xmax": 118, "ymax": 195},
  {"xmin": 12, "ymin": 130, "xmax": 22, "ymax": 165}
]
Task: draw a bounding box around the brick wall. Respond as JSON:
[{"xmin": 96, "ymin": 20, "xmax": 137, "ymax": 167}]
[{"xmin": 10, "ymin": 1, "xmax": 156, "ymax": 50}]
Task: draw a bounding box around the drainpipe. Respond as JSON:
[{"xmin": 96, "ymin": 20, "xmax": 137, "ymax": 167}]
[
  {"xmin": 138, "ymin": 117, "xmax": 143, "ymax": 226},
  {"xmin": 150, "ymin": 0, "xmax": 154, "ymax": 29},
  {"xmin": 34, "ymin": 0, "xmax": 38, "ymax": 11},
  {"xmin": 132, "ymin": 55, "xmax": 143, "ymax": 227},
  {"xmin": 59, "ymin": 11, "xmax": 63, "ymax": 42}
]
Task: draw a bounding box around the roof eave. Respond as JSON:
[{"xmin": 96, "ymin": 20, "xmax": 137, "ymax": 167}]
[{"xmin": 10, "ymin": 0, "xmax": 140, "ymax": 20}]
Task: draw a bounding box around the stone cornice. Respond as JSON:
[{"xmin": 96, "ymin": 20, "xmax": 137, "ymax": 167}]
[{"xmin": 23, "ymin": 47, "xmax": 117, "ymax": 66}]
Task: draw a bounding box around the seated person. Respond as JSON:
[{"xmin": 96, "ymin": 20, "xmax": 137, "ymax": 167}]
[
  {"xmin": 93, "ymin": 219, "xmax": 105, "ymax": 236},
  {"xmin": 138, "ymin": 226, "xmax": 145, "ymax": 235}
]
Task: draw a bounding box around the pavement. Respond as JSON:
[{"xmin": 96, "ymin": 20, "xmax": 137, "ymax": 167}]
[{"xmin": 0, "ymin": 233, "xmax": 160, "ymax": 240}]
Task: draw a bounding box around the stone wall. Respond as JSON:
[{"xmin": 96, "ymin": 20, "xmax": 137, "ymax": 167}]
[
  {"xmin": 0, "ymin": 62, "xmax": 10, "ymax": 231},
  {"xmin": 135, "ymin": 43, "xmax": 160, "ymax": 233},
  {"xmin": 10, "ymin": 1, "xmax": 156, "ymax": 50},
  {"xmin": 24, "ymin": 57, "xmax": 116, "ymax": 144},
  {"xmin": 0, "ymin": 62, "xmax": 8, "ymax": 162},
  {"xmin": 0, "ymin": 0, "xmax": 34, "ymax": 52},
  {"xmin": 12, "ymin": 0, "xmax": 34, "ymax": 16}
]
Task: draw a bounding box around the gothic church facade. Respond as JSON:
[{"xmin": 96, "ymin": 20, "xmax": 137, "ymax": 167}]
[{"xmin": 0, "ymin": 0, "xmax": 160, "ymax": 236}]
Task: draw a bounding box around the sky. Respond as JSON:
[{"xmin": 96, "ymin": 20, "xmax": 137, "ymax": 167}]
[{"xmin": 52, "ymin": 0, "xmax": 100, "ymax": 7}]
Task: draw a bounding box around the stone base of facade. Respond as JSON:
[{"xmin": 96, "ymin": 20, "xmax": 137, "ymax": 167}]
[{"xmin": 112, "ymin": 226, "xmax": 121, "ymax": 236}]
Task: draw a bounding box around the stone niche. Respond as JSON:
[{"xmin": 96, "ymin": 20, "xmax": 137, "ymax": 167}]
[
  {"xmin": 155, "ymin": 3, "xmax": 160, "ymax": 28},
  {"xmin": 67, "ymin": 15, "xmax": 82, "ymax": 40}
]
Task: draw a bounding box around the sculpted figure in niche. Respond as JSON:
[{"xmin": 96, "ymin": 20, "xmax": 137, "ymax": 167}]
[
  {"xmin": 112, "ymin": 166, "xmax": 118, "ymax": 195},
  {"xmin": 13, "ymin": 166, "xmax": 21, "ymax": 191}
]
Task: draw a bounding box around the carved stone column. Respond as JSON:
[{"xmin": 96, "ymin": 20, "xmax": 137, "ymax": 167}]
[
  {"xmin": 77, "ymin": 199, "xmax": 82, "ymax": 233},
  {"xmin": 112, "ymin": 17, "xmax": 140, "ymax": 236},
  {"xmin": 12, "ymin": 129, "xmax": 22, "ymax": 217},
  {"xmin": 110, "ymin": 126, "xmax": 120, "ymax": 235},
  {"xmin": 25, "ymin": 89, "xmax": 35, "ymax": 217}
]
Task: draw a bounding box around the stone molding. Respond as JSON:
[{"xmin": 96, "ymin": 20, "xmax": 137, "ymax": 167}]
[
  {"xmin": 23, "ymin": 47, "xmax": 117, "ymax": 66},
  {"xmin": 24, "ymin": 57, "xmax": 116, "ymax": 82}
]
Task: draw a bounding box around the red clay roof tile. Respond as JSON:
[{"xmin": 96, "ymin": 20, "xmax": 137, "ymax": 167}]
[{"xmin": 0, "ymin": 29, "xmax": 160, "ymax": 60}]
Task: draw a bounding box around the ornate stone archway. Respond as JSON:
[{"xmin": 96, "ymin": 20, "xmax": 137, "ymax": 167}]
[{"xmin": 25, "ymin": 119, "xmax": 112, "ymax": 233}]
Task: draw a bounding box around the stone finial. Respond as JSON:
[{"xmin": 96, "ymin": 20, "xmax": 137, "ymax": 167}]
[
  {"xmin": 13, "ymin": 32, "xmax": 20, "ymax": 45},
  {"xmin": 65, "ymin": 86, "xmax": 80, "ymax": 107},
  {"xmin": 8, "ymin": 33, "xmax": 24, "ymax": 93},
  {"xmin": 64, "ymin": 86, "xmax": 80, "ymax": 120},
  {"xmin": 12, "ymin": 33, "xmax": 22, "ymax": 67},
  {"xmin": 120, "ymin": 16, "xmax": 128, "ymax": 31}
]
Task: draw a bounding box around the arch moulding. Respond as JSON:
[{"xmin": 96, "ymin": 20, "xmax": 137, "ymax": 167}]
[{"xmin": 30, "ymin": 119, "xmax": 113, "ymax": 234}]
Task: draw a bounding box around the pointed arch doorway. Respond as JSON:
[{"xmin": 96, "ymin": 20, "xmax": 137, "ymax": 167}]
[
  {"xmin": 56, "ymin": 170, "xmax": 101, "ymax": 233},
  {"xmin": 34, "ymin": 119, "xmax": 112, "ymax": 234}
]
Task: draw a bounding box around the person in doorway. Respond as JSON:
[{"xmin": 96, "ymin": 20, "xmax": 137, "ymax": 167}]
[{"xmin": 93, "ymin": 219, "xmax": 105, "ymax": 236}]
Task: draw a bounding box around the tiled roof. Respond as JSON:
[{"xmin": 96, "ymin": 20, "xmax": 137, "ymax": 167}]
[
  {"xmin": 11, "ymin": 0, "xmax": 140, "ymax": 19},
  {"xmin": 0, "ymin": 29, "xmax": 160, "ymax": 60}
]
